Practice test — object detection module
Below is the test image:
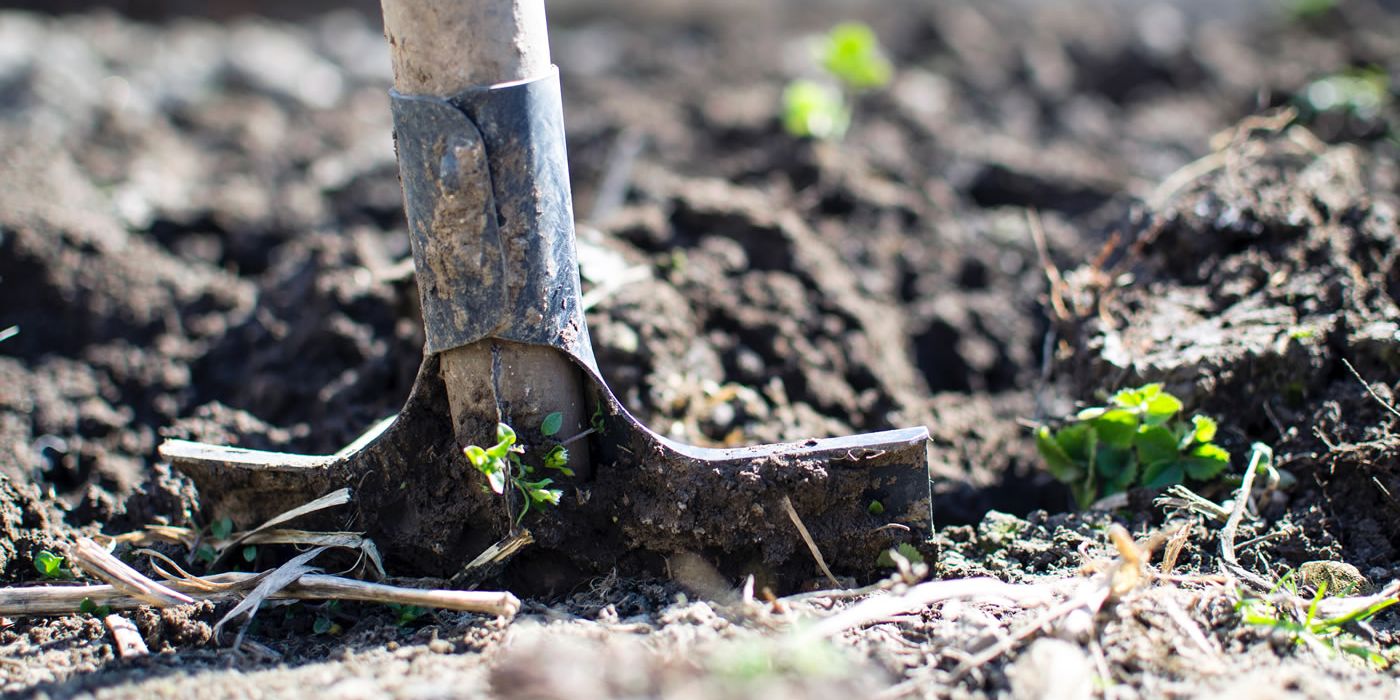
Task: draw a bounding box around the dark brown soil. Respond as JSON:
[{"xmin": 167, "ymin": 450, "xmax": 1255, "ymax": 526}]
[{"xmin": 2, "ymin": 0, "xmax": 1399, "ymax": 697}]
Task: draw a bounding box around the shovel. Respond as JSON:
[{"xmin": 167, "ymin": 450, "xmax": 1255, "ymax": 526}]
[{"xmin": 159, "ymin": 0, "xmax": 931, "ymax": 588}]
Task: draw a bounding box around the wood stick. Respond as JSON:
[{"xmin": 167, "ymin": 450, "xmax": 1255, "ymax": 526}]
[
  {"xmin": 0, "ymin": 573, "xmax": 521, "ymax": 618},
  {"xmin": 104, "ymin": 614, "xmax": 149, "ymax": 658}
]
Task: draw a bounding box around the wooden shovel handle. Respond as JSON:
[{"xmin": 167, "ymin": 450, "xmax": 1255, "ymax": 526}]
[
  {"xmin": 377, "ymin": 0, "xmax": 590, "ymax": 480},
  {"xmin": 381, "ymin": 0, "xmax": 552, "ymax": 95}
]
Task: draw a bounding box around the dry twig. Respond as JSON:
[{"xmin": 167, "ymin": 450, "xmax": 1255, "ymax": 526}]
[
  {"xmin": 0, "ymin": 570, "xmax": 520, "ymax": 619},
  {"xmin": 72, "ymin": 537, "xmax": 194, "ymax": 607},
  {"xmin": 781, "ymin": 496, "xmax": 840, "ymax": 588}
]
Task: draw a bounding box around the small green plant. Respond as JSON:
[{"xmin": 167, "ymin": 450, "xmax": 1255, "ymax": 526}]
[
  {"xmin": 387, "ymin": 603, "xmax": 428, "ymax": 627},
  {"xmin": 34, "ymin": 550, "xmax": 72, "ymax": 580},
  {"xmin": 1238, "ymin": 575, "xmax": 1397, "ymax": 668},
  {"xmin": 79, "ymin": 597, "xmax": 112, "ymax": 618},
  {"xmin": 1285, "ymin": 0, "xmax": 1337, "ymax": 22},
  {"xmin": 820, "ymin": 22, "xmax": 893, "ymax": 90},
  {"xmin": 782, "ymin": 22, "xmax": 892, "ymax": 140},
  {"xmin": 313, "ymin": 600, "xmax": 343, "ymax": 635},
  {"xmin": 876, "ymin": 542, "xmax": 925, "ymax": 568},
  {"xmin": 464, "ymin": 418, "xmax": 573, "ymax": 525},
  {"xmin": 783, "ymin": 81, "xmax": 850, "ymax": 141},
  {"xmin": 1036, "ymin": 384, "xmax": 1231, "ymax": 508},
  {"xmin": 195, "ymin": 516, "xmax": 237, "ymax": 565},
  {"xmin": 1296, "ymin": 66, "xmax": 1391, "ymax": 123}
]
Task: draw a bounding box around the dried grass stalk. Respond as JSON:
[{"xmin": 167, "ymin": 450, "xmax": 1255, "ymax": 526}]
[{"xmin": 73, "ymin": 537, "xmax": 194, "ymax": 607}]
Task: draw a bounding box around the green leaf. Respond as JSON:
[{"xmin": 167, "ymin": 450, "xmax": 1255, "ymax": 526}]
[
  {"xmin": 313, "ymin": 616, "xmax": 332, "ymax": 635},
  {"xmin": 540, "ymin": 412, "xmax": 564, "ymax": 437},
  {"xmin": 1142, "ymin": 393, "xmax": 1183, "ymax": 426},
  {"xmin": 496, "ymin": 423, "xmax": 516, "ymax": 447},
  {"xmin": 1191, "ymin": 415, "xmax": 1218, "ymax": 444},
  {"xmin": 1183, "ymin": 443, "xmax": 1231, "ymax": 480},
  {"xmin": 867, "ymin": 500, "xmax": 885, "ymax": 515},
  {"xmin": 1054, "ymin": 423, "xmax": 1092, "ymax": 460},
  {"xmin": 532, "ymin": 488, "xmax": 562, "ymax": 506},
  {"xmin": 544, "ymin": 445, "xmax": 569, "ymax": 471},
  {"xmin": 1141, "ymin": 462, "xmax": 1186, "ymax": 489},
  {"xmin": 464, "ymin": 445, "xmax": 488, "ymax": 469},
  {"xmin": 1094, "ymin": 444, "xmax": 1136, "ymax": 494},
  {"xmin": 1075, "ymin": 406, "xmax": 1107, "ymax": 421},
  {"xmin": 782, "ymin": 79, "xmax": 850, "ymax": 140},
  {"xmin": 196, "ymin": 544, "xmax": 217, "ymax": 564},
  {"xmin": 1090, "ymin": 409, "xmax": 1139, "ymax": 448},
  {"xmin": 1111, "ymin": 384, "xmax": 1160, "ymax": 410},
  {"xmin": 34, "ymin": 550, "xmax": 65, "ymax": 578},
  {"xmin": 1192, "ymin": 443, "xmax": 1231, "ymax": 462},
  {"xmin": 211, "ymin": 517, "xmax": 234, "ymax": 541},
  {"xmin": 485, "ymin": 440, "xmax": 512, "ymax": 460},
  {"xmin": 1134, "ymin": 426, "xmax": 1180, "ymax": 466},
  {"xmin": 820, "ymin": 22, "xmax": 893, "ymax": 89},
  {"xmin": 242, "ymin": 546, "xmax": 257, "ymax": 563},
  {"xmin": 1036, "ymin": 426, "xmax": 1083, "ymax": 482}
]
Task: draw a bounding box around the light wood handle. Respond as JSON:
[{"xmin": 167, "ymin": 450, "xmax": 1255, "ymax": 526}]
[{"xmin": 381, "ymin": 0, "xmax": 552, "ymax": 95}]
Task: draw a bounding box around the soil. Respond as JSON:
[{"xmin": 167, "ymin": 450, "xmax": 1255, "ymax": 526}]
[{"xmin": 2, "ymin": 0, "xmax": 1399, "ymax": 697}]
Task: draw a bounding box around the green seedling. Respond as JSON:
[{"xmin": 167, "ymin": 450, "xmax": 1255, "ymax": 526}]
[
  {"xmin": 1238, "ymin": 575, "xmax": 1397, "ymax": 668},
  {"xmin": 387, "ymin": 603, "xmax": 428, "ymax": 627},
  {"xmin": 876, "ymin": 542, "xmax": 925, "ymax": 568},
  {"xmin": 313, "ymin": 600, "xmax": 343, "ymax": 636},
  {"xmin": 1285, "ymin": 0, "xmax": 1337, "ymax": 21},
  {"xmin": 782, "ymin": 22, "xmax": 892, "ymax": 140},
  {"xmin": 783, "ymin": 80, "xmax": 850, "ymax": 140},
  {"xmin": 34, "ymin": 550, "xmax": 72, "ymax": 580},
  {"xmin": 819, "ymin": 22, "xmax": 893, "ymax": 90},
  {"xmin": 464, "ymin": 420, "xmax": 573, "ymax": 525},
  {"xmin": 79, "ymin": 597, "xmax": 112, "ymax": 618},
  {"xmin": 590, "ymin": 403, "xmax": 607, "ymax": 435},
  {"xmin": 1296, "ymin": 66, "xmax": 1391, "ymax": 122},
  {"xmin": 210, "ymin": 517, "xmax": 235, "ymax": 541},
  {"xmin": 1036, "ymin": 383, "xmax": 1231, "ymax": 509}
]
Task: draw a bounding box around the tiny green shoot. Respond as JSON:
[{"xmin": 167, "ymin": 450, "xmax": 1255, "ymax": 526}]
[
  {"xmin": 464, "ymin": 422, "xmax": 573, "ymax": 525},
  {"xmin": 313, "ymin": 600, "xmax": 342, "ymax": 635},
  {"xmin": 1285, "ymin": 0, "xmax": 1337, "ymax": 21},
  {"xmin": 819, "ymin": 22, "xmax": 893, "ymax": 90},
  {"xmin": 1035, "ymin": 383, "xmax": 1232, "ymax": 508},
  {"xmin": 210, "ymin": 517, "xmax": 234, "ymax": 541},
  {"xmin": 867, "ymin": 500, "xmax": 885, "ymax": 515},
  {"xmin": 1296, "ymin": 66, "xmax": 1391, "ymax": 123},
  {"xmin": 1238, "ymin": 577, "xmax": 1397, "ymax": 668},
  {"xmin": 388, "ymin": 603, "xmax": 428, "ymax": 627},
  {"xmin": 782, "ymin": 22, "xmax": 892, "ymax": 140},
  {"xmin": 34, "ymin": 550, "xmax": 72, "ymax": 580},
  {"xmin": 590, "ymin": 403, "xmax": 607, "ymax": 435},
  {"xmin": 876, "ymin": 543, "xmax": 925, "ymax": 568},
  {"xmin": 79, "ymin": 597, "xmax": 112, "ymax": 617},
  {"xmin": 783, "ymin": 80, "xmax": 849, "ymax": 140}
]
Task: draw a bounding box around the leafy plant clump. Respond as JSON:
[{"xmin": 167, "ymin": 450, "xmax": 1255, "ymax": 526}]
[
  {"xmin": 1036, "ymin": 384, "xmax": 1231, "ymax": 508},
  {"xmin": 464, "ymin": 416, "xmax": 573, "ymax": 525},
  {"xmin": 782, "ymin": 22, "xmax": 893, "ymax": 140}
]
